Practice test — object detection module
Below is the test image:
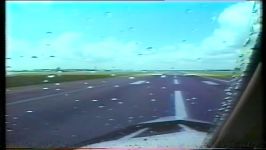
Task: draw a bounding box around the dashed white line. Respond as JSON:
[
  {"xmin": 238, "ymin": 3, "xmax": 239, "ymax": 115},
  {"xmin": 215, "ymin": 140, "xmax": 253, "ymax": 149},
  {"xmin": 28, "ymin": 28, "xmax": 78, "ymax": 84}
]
[
  {"xmin": 174, "ymin": 91, "xmax": 187, "ymax": 119},
  {"xmin": 174, "ymin": 79, "xmax": 179, "ymax": 84}
]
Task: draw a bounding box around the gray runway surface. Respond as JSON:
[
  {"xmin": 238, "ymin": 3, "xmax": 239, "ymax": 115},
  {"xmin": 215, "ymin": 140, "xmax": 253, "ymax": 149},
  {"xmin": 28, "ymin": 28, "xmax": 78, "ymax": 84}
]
[{"xmin": 6, "ymin": 74, "xmax": 230, "ymax": 148}]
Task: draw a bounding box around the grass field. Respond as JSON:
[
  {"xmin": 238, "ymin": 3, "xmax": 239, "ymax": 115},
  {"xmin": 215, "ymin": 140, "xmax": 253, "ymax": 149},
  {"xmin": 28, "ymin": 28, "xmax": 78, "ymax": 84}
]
[{"xmin": 182, "ymin": 70, "xmax": 240, "ymax": 79}]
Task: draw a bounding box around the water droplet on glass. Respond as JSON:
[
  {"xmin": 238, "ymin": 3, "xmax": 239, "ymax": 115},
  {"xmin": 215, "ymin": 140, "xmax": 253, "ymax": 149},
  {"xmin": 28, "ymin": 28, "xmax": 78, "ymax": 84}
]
[
  {"xmin": 42, "ymin": 87, "xmax": 49, "ymax": 90},
  {"xmin": 7, "ymin": 129, "xmax": 13, "ymax": 132},
  {"xmin": 150, "ymin": 99, "xmax": 157, "ymax": 102},
  {"xmin": 91, "ymin": 99, "xmax": 99, "ymax": 102},
  {"xmin": 160, "ymin": 75, "xmax": 166, "ymax": 78},
  {"xmin": 146, "ymin": 47, "xmax": 153, "ymax": 50},
  {"xmin": 98, "ymin": 105, "xmax": 105, "ymax": 108},
  {"xmin": 87, "ymin": 86, "xmax": 94, "ymax": 89},
  {"xmin": 84, "ymin": 82, "xmax": 88, "ymax": 85},
  {"xmin": 226, "ymin": 92, "xmax": 232, "ymax": 95},
  {"xmin": 114, "ymin": 85, "xmax": 120, "ymax": 88},
  {"xmin": 55, "ymin": 88, "xmax": 61, "ymax": 91},
  {"xmin": 111, "ymin": 98, "xmax": 118, "ymax": 101},
  {"xmin": 118, "ymin": 101, "xmax": 124, "ymax": 104},
  {"xmin": 75, "ymin": 99, "xmax": 80, "ymax": 102},
  {"xmin": 55, "ymin": 83, "xmax": 60, "ymax": 86},
  {"xmin": 43, "ymin": 80, "xmax": 49, "ymax": 83},
  {"xmin": 191, "ymin": 97, "xmax": 197, "ymax": 100},
  {"xmin": 47, "ymin": 74, "xmax": 55, "ymax": 78},
  {"xmin": 208, "ymin": 109, "xmax": 212, "ymax": 112},
  {"xmin": 26, "ymin": 110, "xmax": 33, "ymax": 113},
  {"xmin": 185, "ymin": 9, "xmax": 192, "ymax": 13},
  {"xmin": 129, "ymin": 77, "xmax": 135, "ymax": 79},
  {"xmin": 31, "ymin": 56, "xmax": 38, "ymax": 58}
]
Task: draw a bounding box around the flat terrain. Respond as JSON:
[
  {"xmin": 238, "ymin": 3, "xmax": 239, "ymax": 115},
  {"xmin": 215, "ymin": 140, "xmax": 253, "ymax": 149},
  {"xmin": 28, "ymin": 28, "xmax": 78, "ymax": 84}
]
[{"xmin": 6, "ymin": 71, "xmax": 233, "ymax": 148}]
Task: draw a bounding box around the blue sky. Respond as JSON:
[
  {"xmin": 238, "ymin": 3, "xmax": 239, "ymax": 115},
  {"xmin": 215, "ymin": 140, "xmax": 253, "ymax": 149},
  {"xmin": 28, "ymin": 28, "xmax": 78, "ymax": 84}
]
[{"xmin": 6, "ymin": 1, "xmax": 258, "ymax": 70}]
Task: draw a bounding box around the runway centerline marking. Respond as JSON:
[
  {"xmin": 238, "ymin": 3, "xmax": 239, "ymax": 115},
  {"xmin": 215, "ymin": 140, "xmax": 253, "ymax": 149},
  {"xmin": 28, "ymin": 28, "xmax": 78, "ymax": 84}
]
[
  {"xmin": 173, "ymin": 79, "xmax": 179, "ymax": 84},
  {"xmin": 202, "ymin": 81, "xmax": 219, "ymax": 85},
  {"xmin": 174, "ymin": 91, "xmax": 187, "ymax": 119}
]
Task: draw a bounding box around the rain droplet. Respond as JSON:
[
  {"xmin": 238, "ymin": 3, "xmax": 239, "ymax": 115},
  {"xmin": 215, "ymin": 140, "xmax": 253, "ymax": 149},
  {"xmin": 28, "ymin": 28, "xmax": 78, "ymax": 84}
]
[
  {"xmin": 111, "ymin": 74, "xmax": 116, "ymax": 76},
  {"xmin": 186, "ymin": 99, "xmax": 190, "ymax": 101},
  {"xmin": 47, "ymin": 75, "xmax": 55, "ymax": 78},
  {"xmin": 185, "ymin": 9, "xmax": 192, "ymax": 13},
  {"xmin": 226, "ymin": 92, "xmax": 232, "ymax": 95},
  {"xmin": 55, "ymin": 83, "xmax": 60, "ymax": 86},
  {"xmin": 146, "ymin": 47, "xmax": 153, "ymax": 50},
  {"xmin": 224, "ymin": 88, "xmax": 231, "ymax": 92},
  {"xmin": 75, "ymin": 99, "xmax": 80, "ymax": 102},
  {"xmin": 43, "ymin": 80, "xmax": 49, "ymax": 83},
  {"xmin": 42, "ymin": 87, "xmax": 49, "ymax": 90},
  {"xmin": 129, "ymin": 77, "xmax": 135, "ymax": 79},
  {"xmin": 160, "ymin": 75, "xmax": 166, "ymax": 78},
  {"xmin": 191, "ymin": 97, "xmax": 197, "ymax": 100},
  {"xmin": 91, "ymin": 99, "xmax": 99, "ymax": 102},
  {"xmin": 111, "ymin": 98, "xmax": 118, "ymax": 101},
  {"xmin": 84, "ymin": 82, "xmax": 88, "ymax": 85},
  {"xmin": 26, "ymin": 110, "xmax": 33, "ymax": 113},
  {"xmin": 150, "ymin": 99, "xmax": 157, "ymax": 102},
  {"xmin": 146, "ymin": 81, "xmax": 150, "ymax": 84},
  {"xmin": 108, "ymin": 118, "xmax": 115, "ymax": 121},
  {"xmin": 98, "ymin": 105, "xmax": 105, "ymax": 108},
  {"xmin": 118, "ymin": 101, "xmax": 124, "ymax": 104},
  {"xmin": 208, "ymin": 109, "xmax": 212, "ymax": 112},
  {"xmin": 31, "ymin": 56, "xmax": 38, "ymax": 58},
  {"xmin": 161, "ymin": 87, "xmax": 166, "ymax": 89},
  {"xmin": 7, "ymin": 129, "xmax": 13, "ymax": 132},
  {"xmin": 114, "ymin": 85, "xmax": 120, "ymax": 88},
  {"xmin": 55, "ymin": 88, "xmax": 61, "ymax": 91},
  {"xmin": 87, "ymin": 86, "xmax": 94, "ymax": 89}
]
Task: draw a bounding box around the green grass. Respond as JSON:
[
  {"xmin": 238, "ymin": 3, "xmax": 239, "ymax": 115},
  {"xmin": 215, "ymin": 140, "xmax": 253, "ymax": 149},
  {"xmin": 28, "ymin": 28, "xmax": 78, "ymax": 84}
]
[
  {"xmin": 6, "ymin": 74, "xmax": 113, "ymax": 88},
  {"xmin": 182, "ymin": 70, "xmax": 241, "ymax": 79}
]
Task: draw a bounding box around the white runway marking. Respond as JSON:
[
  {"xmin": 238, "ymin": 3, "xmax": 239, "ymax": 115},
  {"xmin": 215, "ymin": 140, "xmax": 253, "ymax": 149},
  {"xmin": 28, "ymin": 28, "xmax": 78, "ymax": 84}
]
[
  {"xmin": 174, "ymin": 91, "xmax": 187, "ymax": 119},
  {"xmin": 202, "ymin": 81, "xmax": 219, "ymax": 85},
  {"xmin": 174, "ymin": 79, "xmax": 179, "ymax": 84},
  {"xmin": 130, "ymin": 80, "xmax": 146, "ymax": 85}
]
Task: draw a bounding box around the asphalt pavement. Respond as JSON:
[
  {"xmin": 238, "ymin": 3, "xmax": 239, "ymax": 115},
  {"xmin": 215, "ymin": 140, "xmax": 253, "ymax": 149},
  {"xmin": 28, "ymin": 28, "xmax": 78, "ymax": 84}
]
[{"xmin": 6, "ymin": 74, "xmax": 230, "ymax": 148}]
